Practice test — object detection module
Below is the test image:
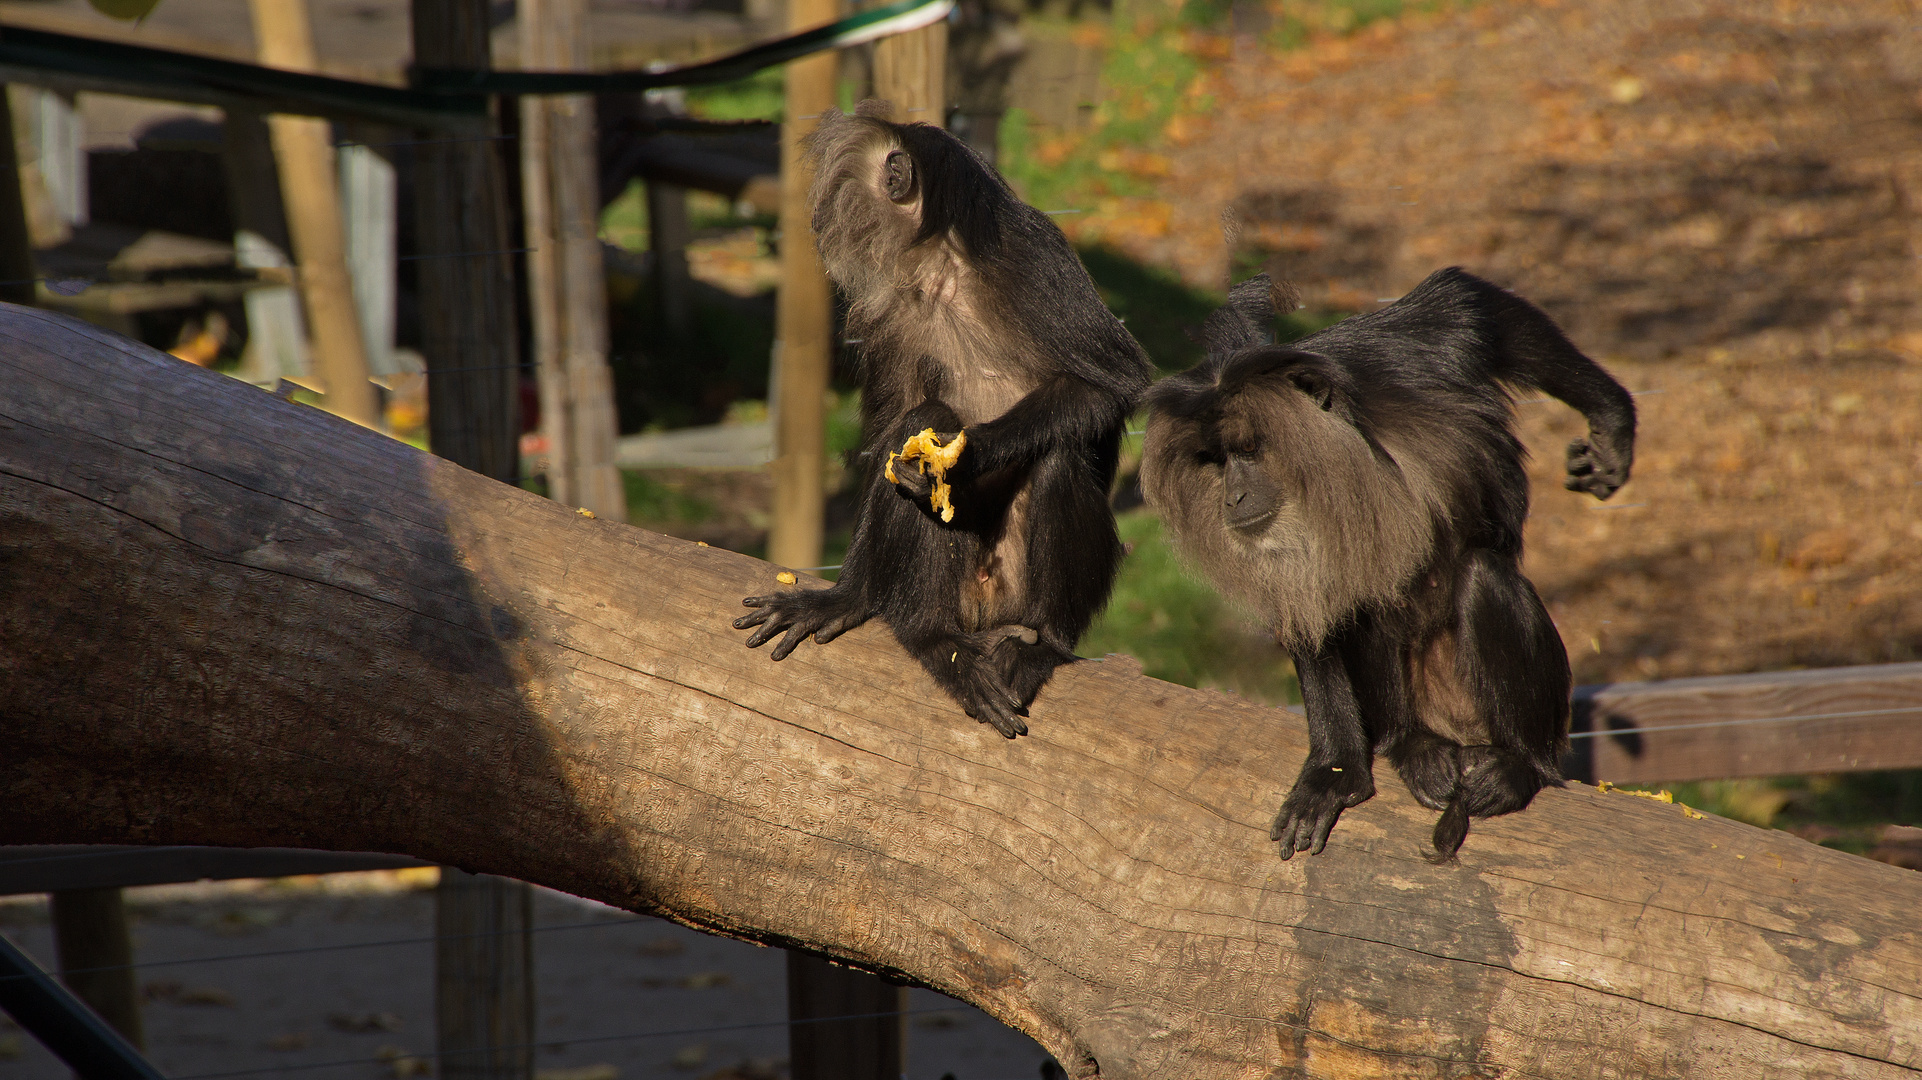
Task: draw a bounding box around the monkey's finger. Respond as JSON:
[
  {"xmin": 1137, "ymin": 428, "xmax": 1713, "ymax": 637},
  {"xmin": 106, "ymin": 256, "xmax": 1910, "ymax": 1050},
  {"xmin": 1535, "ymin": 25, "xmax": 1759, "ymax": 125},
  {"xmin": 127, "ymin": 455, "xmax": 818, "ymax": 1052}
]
[
  {"xmin": 733, "ymin": 608, "xmax": 773, "ymax": 630},
  {"xmin": 812, "ymin": 611, "xmax": 865, "ymax": 645},
  {"xmin": 743, "ymin": 618, "xmax": 791, "ymax": 649},
  {"xmin": 1307, "ymin": 812, "xmax": 1339, "ymax": 856},
  {"xmin": 768, "ymin": 625, "xmax": 812, "ymax": 661}
]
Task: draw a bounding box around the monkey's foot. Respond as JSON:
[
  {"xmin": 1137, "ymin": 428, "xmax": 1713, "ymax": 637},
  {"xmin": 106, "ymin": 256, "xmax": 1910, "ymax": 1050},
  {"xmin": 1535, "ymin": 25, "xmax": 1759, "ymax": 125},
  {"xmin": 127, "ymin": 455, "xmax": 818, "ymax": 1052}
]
[
  {"xmin": 1564, "ymin": 433, "xmax": 1631, "ymax": 500},
  {"xmin": 1385, "ymin": 729, "xmax": 1463, "ymax": 812},
  {"xmin": 920, "ymin": 640, "xmax": 1029, "ymax": 738},
  {"xmin": 735, "ymin": 586, "xmax": 872, "ymax": 661},
  {"xmin": 1270, "ymin": 763, "xmax": 1375, "ymax": 860}
]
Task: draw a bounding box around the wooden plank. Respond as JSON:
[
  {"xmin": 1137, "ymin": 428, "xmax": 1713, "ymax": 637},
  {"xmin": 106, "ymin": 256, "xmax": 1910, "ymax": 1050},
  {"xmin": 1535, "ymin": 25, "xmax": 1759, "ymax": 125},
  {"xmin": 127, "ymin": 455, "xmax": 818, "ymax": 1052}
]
[
  {"xmin": 1570, "ymin": 661, "xmax": 1922, "ymax": 785},
  {"xmin": 0, "ymin": 846, "xmax": 429, "ymax": 896},
  {"xmin": 49, "ymin": 887, "xmax": 144, "ymax": 1048}
]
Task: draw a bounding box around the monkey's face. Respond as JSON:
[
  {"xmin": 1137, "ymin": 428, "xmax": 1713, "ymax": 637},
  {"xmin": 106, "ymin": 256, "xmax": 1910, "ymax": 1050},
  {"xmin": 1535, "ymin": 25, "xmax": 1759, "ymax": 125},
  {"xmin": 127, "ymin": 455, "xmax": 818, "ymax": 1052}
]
[{"xmin": 1143, "ymin": 350, "xmax": 1436, "ymax": 647}]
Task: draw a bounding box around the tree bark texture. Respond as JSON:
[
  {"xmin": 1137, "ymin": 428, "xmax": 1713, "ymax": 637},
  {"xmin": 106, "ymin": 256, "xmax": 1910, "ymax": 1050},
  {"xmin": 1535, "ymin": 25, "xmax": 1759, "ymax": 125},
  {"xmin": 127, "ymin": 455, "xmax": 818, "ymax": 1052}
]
[{"xmin": 1, "ymin": 305, "xmax": 1919, "ymax": 1080}]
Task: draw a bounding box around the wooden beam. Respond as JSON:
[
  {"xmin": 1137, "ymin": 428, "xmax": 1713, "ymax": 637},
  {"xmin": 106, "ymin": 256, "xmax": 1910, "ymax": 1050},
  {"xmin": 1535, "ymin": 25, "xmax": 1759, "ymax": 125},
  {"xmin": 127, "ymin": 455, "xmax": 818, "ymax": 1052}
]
[
  {"xmin": 5, "ymin": 305, "xmax": 1920, "ymax": 1079},
  {"xmin": 1571, "ymin": 662, "xmax": 1922, "ymax": 785},
  {"xmin": 248, "ymin": 0, "xmax": 382, "ymax": 429}
]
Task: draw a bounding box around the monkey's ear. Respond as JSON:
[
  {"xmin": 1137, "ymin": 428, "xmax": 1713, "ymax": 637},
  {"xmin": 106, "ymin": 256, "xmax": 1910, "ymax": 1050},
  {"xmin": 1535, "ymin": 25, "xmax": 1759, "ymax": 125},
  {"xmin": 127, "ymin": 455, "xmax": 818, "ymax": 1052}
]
[
  {"xmin": 884, "ymin": 150, "xmax": 917, "ymax": 203},
  {"xmin": 1287, "ymin": 369, "xmax": 1336, "ymax": 411}
]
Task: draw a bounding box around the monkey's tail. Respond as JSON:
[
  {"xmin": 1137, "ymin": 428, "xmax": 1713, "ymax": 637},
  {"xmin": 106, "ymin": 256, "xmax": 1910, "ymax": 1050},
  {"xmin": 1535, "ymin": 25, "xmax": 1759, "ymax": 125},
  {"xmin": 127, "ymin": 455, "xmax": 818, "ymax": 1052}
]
[{"xmin": 1429, "ymin": 796, "xmax": 1472, "ymax": 863}]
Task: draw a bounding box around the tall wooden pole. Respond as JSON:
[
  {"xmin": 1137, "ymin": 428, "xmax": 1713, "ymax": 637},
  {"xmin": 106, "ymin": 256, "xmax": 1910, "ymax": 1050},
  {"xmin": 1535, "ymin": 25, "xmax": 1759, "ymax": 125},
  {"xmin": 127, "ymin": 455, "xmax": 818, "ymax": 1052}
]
[
  {"xmin": 766, "ymin": 0, "xmax": 839, "ymax": 572},
  {"xmin": 520, "ymin": 0, "xmax": 627, "ymax": 519},
  {"xmin": 872, "ymin": 12, "xmax": 949, "ymax": 126},
  {"xmin": 411, "ymin": 0, "xmax": 524, "ymax": 485},
  {"xmin": 0, "ymin": 86, "xmax": 39, "ymax": 307},
  {"xmin": 49, "ymin": 888, "xmax": 144, "ymax": 1049},
  {"xmin": 411, "ymin": 4, "xmax": 536, "ymax": 1079},
  {"xmin": 248, "ymin": 0, "xmax": 382, "ymax": 429}
]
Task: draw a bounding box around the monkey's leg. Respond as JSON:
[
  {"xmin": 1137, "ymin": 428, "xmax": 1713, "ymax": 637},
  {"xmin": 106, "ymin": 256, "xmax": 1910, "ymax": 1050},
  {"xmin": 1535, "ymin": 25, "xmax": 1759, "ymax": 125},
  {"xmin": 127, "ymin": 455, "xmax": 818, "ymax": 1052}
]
[
  {"xmin": 1343, "ymin": 617, "xmax": 1461, "ymax": 815},
  {"xmin": 1271, "ymin": 636, "xmax": 1378, "ymax": 859},
  {"xmin": 1428, "ymin": 550, "xmax": 1572, "ymax": 858},
  {"xmin": 988, "ymin": 450, "xmax": 1121, "ymax": 709}
]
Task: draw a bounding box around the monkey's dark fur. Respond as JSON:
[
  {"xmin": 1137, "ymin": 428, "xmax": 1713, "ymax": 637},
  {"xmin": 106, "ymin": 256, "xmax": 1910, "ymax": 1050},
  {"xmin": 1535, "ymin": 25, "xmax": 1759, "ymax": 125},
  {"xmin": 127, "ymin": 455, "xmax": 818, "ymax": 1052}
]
[
  {"xmin": 735, "ymin": 104, "xmax": 1152, "ymax": 735},
  {"xmin": 1142, "ymin": 268, "xmax": 1636, "ymax": 860}
]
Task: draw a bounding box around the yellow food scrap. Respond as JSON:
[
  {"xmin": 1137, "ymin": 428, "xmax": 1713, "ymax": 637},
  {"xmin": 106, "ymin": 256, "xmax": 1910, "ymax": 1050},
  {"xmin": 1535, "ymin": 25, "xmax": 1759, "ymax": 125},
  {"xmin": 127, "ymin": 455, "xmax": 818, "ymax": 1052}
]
[
  {"xmin": 1596, "ymin": 780, "xmax": 1615, "ymax": 792},
  {"xmin": 1681, "ymin": 806, "xmax": 1704, "ymax": 819},
  {"xmin": 886, "ymin": 428, "xmax": 967, "ymax": 523},
  {"xmin": 696, "ymin": 541, "xmax": 709, "ymax": 547},
  {"xmin": 776, "ymin": 571, "xmax": 797, "ymax": 585},
  {"xmin": 576, "ymin": 508, "xmax": 596, "ymax": 518},
  {"xmin": 1631, "ymin": 789, "xmax": 1675, "ymax": 804}
]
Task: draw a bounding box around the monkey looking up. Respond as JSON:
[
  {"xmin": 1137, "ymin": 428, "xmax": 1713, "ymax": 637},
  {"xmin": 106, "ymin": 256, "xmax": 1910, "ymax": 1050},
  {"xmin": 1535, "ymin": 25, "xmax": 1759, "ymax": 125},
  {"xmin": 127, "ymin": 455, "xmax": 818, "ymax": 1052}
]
[
  {"xmin": 1142, "ymin": 269, "xmax": 1635, "ymax": 860},
  {"xmin": 734, "ymin": 104, "xmax": 1152, "ymax": 736}
]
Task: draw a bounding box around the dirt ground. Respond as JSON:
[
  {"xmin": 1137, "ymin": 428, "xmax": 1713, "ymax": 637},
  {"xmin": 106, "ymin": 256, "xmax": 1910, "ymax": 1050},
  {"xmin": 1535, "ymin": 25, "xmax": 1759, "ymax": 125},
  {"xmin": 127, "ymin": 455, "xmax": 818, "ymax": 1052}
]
[{"xmin": 1066, "ymin": 0, "xmax": 1922, "ymax": 686}]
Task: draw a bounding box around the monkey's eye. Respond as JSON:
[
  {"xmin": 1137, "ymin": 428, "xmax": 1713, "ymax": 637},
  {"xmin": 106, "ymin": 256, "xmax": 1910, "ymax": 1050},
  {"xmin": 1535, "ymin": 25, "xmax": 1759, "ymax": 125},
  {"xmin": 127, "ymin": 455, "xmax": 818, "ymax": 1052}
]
[
  {"xmin": 1229, "ymin": 442, "xmax": 1259, "ymax": 460},
  {"xmin": 883, "ymin": 151, "xmax": 916, "ymax": 203}
]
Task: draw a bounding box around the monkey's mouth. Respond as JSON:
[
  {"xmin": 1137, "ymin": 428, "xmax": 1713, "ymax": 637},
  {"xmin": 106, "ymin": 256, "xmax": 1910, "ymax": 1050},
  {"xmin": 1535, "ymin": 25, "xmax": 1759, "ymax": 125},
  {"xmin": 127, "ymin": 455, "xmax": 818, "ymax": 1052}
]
[{"xmin": 1226, "ymin": 504, "xmax": 1279, "ymax": 532}]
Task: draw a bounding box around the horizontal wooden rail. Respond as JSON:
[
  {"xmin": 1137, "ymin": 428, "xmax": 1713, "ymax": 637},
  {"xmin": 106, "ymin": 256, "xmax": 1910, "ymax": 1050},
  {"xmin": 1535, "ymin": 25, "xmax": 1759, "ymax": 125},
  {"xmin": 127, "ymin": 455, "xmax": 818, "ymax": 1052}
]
[{"xmin": 1567, "ymin": 662, "xmax": 1922, "ymax": 784}]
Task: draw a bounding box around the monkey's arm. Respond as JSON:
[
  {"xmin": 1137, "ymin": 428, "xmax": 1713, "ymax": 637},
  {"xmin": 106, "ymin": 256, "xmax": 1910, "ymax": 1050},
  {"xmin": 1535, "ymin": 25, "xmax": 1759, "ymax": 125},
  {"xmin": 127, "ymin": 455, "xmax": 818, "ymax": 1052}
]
[
  {"xmin": 1476, "ymin": 284, "xmax": 1637, "ymax": 500},
  {"xmin": 1272, "ymin": 641, "xmax": 1378, "ymax": 859},
  {"xmin": 949, "ymin": 374, "xmax": 1135, "ymax": 478}
]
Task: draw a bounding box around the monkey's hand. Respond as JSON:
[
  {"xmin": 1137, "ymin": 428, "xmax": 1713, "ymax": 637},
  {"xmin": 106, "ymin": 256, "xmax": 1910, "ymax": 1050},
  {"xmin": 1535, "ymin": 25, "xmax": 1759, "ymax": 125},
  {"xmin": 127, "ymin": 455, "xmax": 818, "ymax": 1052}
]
[
  {"xmin": 1270, "ymin": 762, "xmax": 1376, "ymax": 860},
  {"xmin": 1563, "ymin": 429, "xmax": 1633, "ymax": 500},
  {"xmin": 886, "ymin": 428, "xmax": 967, "ymax": 522},
  {"xmin": 735, "ymin": 584, "xmax": 871, "ymax": 660}
]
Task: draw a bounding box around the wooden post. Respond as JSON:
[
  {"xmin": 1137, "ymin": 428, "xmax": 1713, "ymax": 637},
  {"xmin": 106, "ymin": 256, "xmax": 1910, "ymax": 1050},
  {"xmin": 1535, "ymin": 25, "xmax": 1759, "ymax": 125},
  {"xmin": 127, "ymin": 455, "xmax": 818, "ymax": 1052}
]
[
  {"xmin": 519, "ymin": 0, "xmax": 628, "ymax": 518},
  {"xmin": 766, "ymin": 0, "xmax": 839, "ymax": 572},
  {"xmin": 645, "ymin": 179, "xmax": 694, "ymax": 341},
  {"xmin": 412, "ymin": 3, "xmax": 535, "ymax": 1077},
  {"xmin": 248, "ymin": 0, "xmax": 382, "ymax": 428},
  {"xmin": 410, "ymin": 0, "xmax": 524, "ymax": 484},
  {"xmin": 48, "ymin": 887, "xmax": 143, "ymax": 1048},
  {"xmin": 435, "ymin": 868, "xmax": 535, "ymax": 1080},
  {"xmin": 872, "ymin": 10, "xmax": 949, "ymax": 126},
  {"xmin": 0, "ymin": 85, "xmax": 38, "ymax": 307},
  {"xmin": 787, "ymin": 953, "xmax": 906, "ymax": 1080}
]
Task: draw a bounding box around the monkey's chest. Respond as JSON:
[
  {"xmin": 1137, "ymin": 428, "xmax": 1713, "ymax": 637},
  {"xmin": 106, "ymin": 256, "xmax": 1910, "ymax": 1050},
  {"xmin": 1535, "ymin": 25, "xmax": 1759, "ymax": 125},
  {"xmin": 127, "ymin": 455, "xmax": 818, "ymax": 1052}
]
[{"xmin": 935, "ymin": 363, "xmax": 1028, "ymax": 427}]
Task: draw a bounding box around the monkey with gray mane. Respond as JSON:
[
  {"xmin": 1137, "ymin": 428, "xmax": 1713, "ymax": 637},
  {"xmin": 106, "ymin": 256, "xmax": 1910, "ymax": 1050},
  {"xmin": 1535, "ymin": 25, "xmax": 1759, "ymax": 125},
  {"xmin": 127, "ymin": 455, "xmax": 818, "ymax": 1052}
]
[
  {"xmin": 734, "ymin": 104, "xmax": 1152, "ymax": 736},
  {"xmin": 1142, "ymin": 269, "xmax": 1635, "ymax": 860}
]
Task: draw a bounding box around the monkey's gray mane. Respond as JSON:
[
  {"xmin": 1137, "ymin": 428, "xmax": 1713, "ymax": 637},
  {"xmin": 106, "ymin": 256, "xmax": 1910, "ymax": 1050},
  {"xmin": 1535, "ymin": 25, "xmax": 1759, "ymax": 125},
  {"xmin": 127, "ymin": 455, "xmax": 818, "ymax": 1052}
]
[{"xmin": 1142, "ymin": 383, "xmax": 1458, "ymax": 651}]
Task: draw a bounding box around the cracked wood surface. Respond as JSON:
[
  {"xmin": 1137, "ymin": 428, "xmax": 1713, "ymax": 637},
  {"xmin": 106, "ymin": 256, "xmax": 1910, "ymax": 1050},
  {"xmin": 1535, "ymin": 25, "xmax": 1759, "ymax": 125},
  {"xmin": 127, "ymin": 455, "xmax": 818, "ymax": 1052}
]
[{"xmin": 1, "ymin": 303, "xmax": 1918, "ymax": 1079}]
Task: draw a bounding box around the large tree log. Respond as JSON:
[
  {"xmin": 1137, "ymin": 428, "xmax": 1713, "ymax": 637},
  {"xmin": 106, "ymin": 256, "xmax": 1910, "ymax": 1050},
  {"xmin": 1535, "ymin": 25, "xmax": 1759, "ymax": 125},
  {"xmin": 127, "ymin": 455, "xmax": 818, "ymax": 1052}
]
[{"xmin": 1, "ymin": 303, "xmax": 1918, "ymax": 1079}]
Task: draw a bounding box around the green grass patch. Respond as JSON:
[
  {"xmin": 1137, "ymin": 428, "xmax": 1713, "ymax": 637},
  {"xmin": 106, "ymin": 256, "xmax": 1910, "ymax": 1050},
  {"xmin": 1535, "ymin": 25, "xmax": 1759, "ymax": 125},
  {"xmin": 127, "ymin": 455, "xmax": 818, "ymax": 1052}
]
[
  {"xmin": 1082, "ymin": 508, "xmax": 1299, "ymax": 705},
  {"xmin": 621, "ymin": 470, "xmax": 717, "ymax": 526}
]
